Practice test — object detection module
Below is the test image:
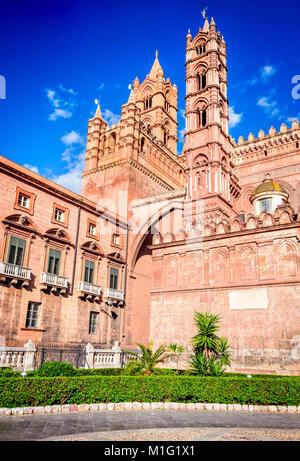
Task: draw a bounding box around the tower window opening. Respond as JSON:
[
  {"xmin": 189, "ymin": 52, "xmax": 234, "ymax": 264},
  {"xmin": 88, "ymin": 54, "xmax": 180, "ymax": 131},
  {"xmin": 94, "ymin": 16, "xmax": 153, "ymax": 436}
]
[
  {"xmin": 164, "ymin": 130, "xmax": 169, "ymax": 146},
  {"xmin": 264, "ymin": 150, "xmax": 268, "ymax": 157},
  {"xmin": 197, "ymin": 73, "xmax": 207, "ymax": 91},
  {"xmin": 198, "ymin": 109, "xmax": 207, "ymax": 128},
  {"xmin": 296, "ymin": 142, "xmax": 299, "ymax": 149},
  {"xmin": 144, "ymin": 97, "xmax": 152, "ymax": 110},
  {"xmin": 197, "ymin": 44, "xmax": 206, "ymax": 55}
]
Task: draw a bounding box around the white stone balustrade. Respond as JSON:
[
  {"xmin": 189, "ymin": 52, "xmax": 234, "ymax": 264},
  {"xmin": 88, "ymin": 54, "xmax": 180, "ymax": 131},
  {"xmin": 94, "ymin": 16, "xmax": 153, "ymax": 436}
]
[
  {"xmin": 105, "ymin": 288, "xmax": 125, "ymax": 301},
  {"xmin": 40, "ymin": 272, "xmax": 68, "ymax": 288},
  {"xmin": 85, "ymin": 342, "xmax": 122, "ymax": 369},
  {"xmin": 78, "ymin": 281, "xmax": 101, "ymax": 296},
  {"xmin": 0, "ymin": 262, "xmax": 31, "ymax": 280},
  {"xmin": 0, "ymin": 340, "xmax": 36, "ymax": 371}
]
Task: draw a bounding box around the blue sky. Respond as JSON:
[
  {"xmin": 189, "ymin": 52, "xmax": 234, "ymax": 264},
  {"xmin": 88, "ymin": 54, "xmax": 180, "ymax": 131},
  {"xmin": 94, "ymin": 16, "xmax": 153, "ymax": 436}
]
[{"xmin": 0, "ymin": 0, "xmax": 299, "ymax": 194}]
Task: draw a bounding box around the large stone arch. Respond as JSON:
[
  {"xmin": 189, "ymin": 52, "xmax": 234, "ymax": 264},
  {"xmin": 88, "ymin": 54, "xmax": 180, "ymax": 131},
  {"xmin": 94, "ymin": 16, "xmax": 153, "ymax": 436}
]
[{"xmin": 129, "ymin": 199, "xmax": 185, "ymax": 273}]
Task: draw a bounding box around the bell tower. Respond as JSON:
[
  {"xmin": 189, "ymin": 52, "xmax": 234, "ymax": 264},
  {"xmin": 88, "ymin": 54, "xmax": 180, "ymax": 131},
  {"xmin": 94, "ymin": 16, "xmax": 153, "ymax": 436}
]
[
  {"xmin": 133, "ymin": 51, "xmax": 179, "ymax": 156},
  {"xmin": 184, "ymin": 16, "xmax": 240, "ymax": 212},
  {"xmin": 81, "ymin": 54, "xmax": 185, "ymax": 217}
]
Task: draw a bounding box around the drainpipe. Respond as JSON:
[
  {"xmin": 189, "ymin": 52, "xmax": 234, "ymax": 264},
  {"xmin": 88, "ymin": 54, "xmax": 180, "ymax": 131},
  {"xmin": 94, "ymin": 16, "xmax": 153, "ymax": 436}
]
[
  {"xmin": 121, "ymin": 222, "xmax": 129, "ymax": 340},
  {"xmin": 70, "ymin": 204, "xmax": 82, "ymax": 296}
]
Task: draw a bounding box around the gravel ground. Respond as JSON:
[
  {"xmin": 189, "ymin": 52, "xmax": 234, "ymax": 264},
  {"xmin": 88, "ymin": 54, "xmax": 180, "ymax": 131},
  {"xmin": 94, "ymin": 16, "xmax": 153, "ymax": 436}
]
[{"xmin": 42, "ymin": 427, "xmax": 300, "ymax": 441}]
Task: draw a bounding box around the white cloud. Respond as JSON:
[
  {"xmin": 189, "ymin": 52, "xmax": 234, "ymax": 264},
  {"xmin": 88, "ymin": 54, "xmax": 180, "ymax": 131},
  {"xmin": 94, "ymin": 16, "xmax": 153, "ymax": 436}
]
[
  {"xmin": 261, "ymin": 65, "xmax": 277, "ymax": 81},
  {"xmin": 47, "ymin": 127, "xmax": 86, "ymax": 194},
  {"xmin": 61, "ymin": 130, "xmax": 84, "ymax": 146},
  {"xmin": 228, "ymin": 106, "xmax": 243, "ymax": 128},
  {"xmin": 49, "ymin": 108, "xmax": 72, "ymax": 121},
  {"xmin": 234, "ymin": 63, "xmax": 278, "ymax": 92},
  {"xmin": 257, "ymin": 95, "xmax": 280, "ymax": 118},
  {"xmin": 179, "ymin": 128, "xmax": 185, "ymax": 143},
  {"xmin": 23, "ymin": 164, "xmax": 40, "ymax": 174},
  {"xmin": 50, "ymin": 152, "xmax": 85, "ymax": 194},
  {"xmin": 257, "ymin": 96, "xmax": 276, "ymax": 108},
  {"xmin": 102, "ymin": 109, "xmax": 121, "ymax": 126},
  {"xmin": 45, "ymin": 85, "xmax": 78, "ymax": 121}
]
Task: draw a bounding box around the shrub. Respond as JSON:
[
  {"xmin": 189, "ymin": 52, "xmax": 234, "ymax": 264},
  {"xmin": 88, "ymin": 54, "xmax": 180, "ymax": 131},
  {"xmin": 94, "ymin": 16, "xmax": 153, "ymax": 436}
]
[
  {"xmin": 0, "ymin": 367, "xmax": 21, "ymax": 378},
  {"xmin": 190, "ymin": 312, "xmax": 233, "ymax": 376},
  {"xmin": 76, "ymin": 368, "xmax": 123, "ymax": 376},
  {"xmin": 125, "ymin": 342, "xmax": 175, "ymax": 375},
  {"xmin": 0, "ymin": 375, "xmax": 299, "ymax": 408},
  {"xmin": 35, "ymin": 362, "xmax": 76, "ymax": 377}
]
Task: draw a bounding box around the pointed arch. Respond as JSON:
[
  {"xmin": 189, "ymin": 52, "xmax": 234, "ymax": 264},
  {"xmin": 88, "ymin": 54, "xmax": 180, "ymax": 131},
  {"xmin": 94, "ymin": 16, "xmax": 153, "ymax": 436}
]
[
  {"xmin": 275, "ymin": 240, "xmax": 297, "ymax": 279},
  {"xmin": 210, "ymin": 249, "xmax": 229, "ymax": 284}
]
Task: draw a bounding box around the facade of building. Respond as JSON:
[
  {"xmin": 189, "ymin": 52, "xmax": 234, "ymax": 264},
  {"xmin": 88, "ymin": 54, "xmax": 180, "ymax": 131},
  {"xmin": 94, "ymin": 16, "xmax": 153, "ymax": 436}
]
[{"xmin": 1, "ymin": 16, "xmax": 300, "ymax": 374}]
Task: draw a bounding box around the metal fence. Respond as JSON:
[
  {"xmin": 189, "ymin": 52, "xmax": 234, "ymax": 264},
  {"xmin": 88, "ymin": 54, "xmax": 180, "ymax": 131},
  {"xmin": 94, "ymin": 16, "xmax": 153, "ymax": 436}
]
[{"xmin": 34, "ymin": 344, "xmax": 87, "ymax": 370}]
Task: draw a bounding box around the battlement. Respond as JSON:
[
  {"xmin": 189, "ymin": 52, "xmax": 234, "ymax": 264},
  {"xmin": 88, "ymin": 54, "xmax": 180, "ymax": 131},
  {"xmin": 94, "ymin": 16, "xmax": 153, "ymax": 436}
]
[{"xmin": 232, "ymin": 121, "xmax": 300, "ymax": 167}]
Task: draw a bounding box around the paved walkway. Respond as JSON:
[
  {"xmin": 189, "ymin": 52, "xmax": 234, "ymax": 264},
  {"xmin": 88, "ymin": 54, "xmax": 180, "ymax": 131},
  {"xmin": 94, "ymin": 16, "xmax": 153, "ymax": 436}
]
[{"xmin": 0, "ymin": 410, "xmax": 300, "ymax": 441}]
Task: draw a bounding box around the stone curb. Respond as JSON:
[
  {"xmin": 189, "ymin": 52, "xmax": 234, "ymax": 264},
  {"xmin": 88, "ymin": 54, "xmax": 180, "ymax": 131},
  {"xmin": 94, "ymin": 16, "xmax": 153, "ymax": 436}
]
[{"xmin": 0, "ymin": 403, "xmax": 300, "ymax": 416}]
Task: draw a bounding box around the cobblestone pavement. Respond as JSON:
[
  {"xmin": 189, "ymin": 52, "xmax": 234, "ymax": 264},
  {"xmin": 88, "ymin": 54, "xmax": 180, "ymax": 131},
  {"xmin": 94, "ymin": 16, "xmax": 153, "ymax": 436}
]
[
  {"xmin": 43, "ymin": 428, "xmax": 300, "ymax": 441},
  {"xmin": 0, "ymin": 410, "xmax": 300, "ymax": 441}
]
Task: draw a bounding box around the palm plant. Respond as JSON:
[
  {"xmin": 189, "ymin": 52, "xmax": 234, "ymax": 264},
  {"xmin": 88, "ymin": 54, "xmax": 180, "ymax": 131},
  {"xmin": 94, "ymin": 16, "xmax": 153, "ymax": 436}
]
[
  {"xmin": 192, "ymin": 312, "xmax": 221, "ymax": 359},
  {"xmin": 190, "ymin": 350, "xmax": 208, "ymax": 376},
  {"xmin": 216, "ymin": 337, "xmax": 233, "ymax": 367},
  {"xmin": 168, "ymin": 344, "xmax": 185, "ymax": 373},
  {"xmin": 126, "ymin": 341, "xmax": 175, "ymax": 375},
  {"xmin": 190, "ymin": 312, "xmax": 232, "ymax": 376}
]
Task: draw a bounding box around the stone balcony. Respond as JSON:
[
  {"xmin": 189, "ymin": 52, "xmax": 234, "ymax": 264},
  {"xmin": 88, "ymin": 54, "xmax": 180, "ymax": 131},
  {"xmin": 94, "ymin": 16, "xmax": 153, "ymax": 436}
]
[
  {"xmin": 0, "ymin": 262, "xmax": 31, "ymax": 287},
  {"xmin": 105, "ymin": 287, "xmax": 125, "ymax": 304},
  {"xmin": 78, "ymin": 281, "xmax": 101, "ymax": 299},
  {"xmin": 40, "ymin": 272, "xmax": 68, "ymax": 294}
]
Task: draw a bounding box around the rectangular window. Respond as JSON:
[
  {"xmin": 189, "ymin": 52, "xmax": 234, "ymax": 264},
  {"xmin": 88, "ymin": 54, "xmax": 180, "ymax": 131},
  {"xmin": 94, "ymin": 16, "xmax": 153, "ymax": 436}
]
[
  {"xmin": 25, "ymin": 302, "xmax": 41, "ymax": 329},
  {"xmin": 89, "ymin": 312, "xmax": 98, "ymax": 334},
  {"xmin": 112, "ymin": 234, "xmax": 120, "ymax": 245},
  {"xmin": 109, "ymin": 267, "xmax": 119, "ymax": 290},
  {"xmin": 260, "ymin": 198, "xmax": 273, "ymax": 214},
  {"xmin": 7, "ymin": 236, "xmax": 26, "ymax": 266},
  {"xmin": 54, "ymin": 209, "xmax": 65, "ymax": 223},
  {"xmin": 18, "ymin": 193, "xmax": 30, "ymax": 209},
  {"xmin": 89, "ymin": 223, "xmax": 96, "ymax": 236},
  {"xmin": 84, "ymin": 259, "xmax": 95, "ymax": 284},
  {"xmin": 47, "ymin": 248, "xmax": 61, "ymax": 275}
]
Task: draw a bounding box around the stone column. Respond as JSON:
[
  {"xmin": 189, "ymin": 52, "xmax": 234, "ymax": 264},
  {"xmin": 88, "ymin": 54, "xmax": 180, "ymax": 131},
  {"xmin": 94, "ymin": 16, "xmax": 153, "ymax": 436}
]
[
  {"xmin": 23, "ymin": 340, "xmax": 36, "ymax": 372},
  {"xmin": 85, "ymin": 343, "xmax": 95, "ymax": 369},
  {"xmin": 112, "ymin": 341, "xmax": 122, "ymax": 368}
]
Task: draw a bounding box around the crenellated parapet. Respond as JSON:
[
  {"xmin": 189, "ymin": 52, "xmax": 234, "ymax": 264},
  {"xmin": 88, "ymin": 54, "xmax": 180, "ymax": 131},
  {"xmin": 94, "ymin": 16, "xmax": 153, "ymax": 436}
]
[
  {"xmin": 151, "ymin": 203, "xmax": 298, "ymax": 245},
  {"xmin": 232, "ymin": 121, "xmax": 300, "ymax": 167}
]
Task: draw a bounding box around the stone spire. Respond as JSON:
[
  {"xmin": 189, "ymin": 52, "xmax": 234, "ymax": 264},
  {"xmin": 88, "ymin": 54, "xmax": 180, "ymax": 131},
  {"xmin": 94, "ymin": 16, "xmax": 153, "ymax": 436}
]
[
  {"xmin": 149, "ymin": 50, "xmax": 163, "ymax": 79},
  {"xmin": 203, "ymin": 17, "xmax": 210, "ymax": 33},
  {"xmin": 94, "ymin": 103, "xmax": 102, "ymax": 118},
  {"xmin": 127, "ymin": 89, "xmax": 135, "ymax": 104}
]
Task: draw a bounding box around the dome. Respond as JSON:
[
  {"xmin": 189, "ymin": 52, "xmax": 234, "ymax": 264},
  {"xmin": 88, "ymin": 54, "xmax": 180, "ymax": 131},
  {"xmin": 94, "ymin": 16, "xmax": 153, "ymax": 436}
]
[{"xmin": 251, "ymin": 175, "xmax": 287, "ymax": 197}]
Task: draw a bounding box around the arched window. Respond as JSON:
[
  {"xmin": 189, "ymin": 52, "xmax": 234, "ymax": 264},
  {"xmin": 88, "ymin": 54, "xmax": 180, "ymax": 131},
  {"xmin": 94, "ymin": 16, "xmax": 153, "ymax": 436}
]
[
  {"xmin": 197, "ymin": 73, "xmax": 207, "ymax": 91},
  {"xmin": 108, "ymin": 132, "xmax": 116, "ymax": 153},
  {"xmin": 144, "ymin": 97, "xmax": 152, "ymax": 110},
  {"xmin": 197, "ymin": 44, "xmax": 206, "ymax": 55},
  {"xmin": 140, "ymin": 137, "xmax": 145, "ymax": 153},
  {"xmin": 198, "ymin": 109, "xmax": 207, "ymax": 128},
  {"xmin": 164, "ymin": 130, "xmax": 168, "ymax": 146}
]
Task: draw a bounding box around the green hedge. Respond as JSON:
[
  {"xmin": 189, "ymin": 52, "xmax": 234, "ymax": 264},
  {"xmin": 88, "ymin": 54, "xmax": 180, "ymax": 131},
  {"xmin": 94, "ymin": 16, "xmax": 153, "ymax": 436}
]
[{"xmin": 0, "ymin": 376, "xmax": 299, "ymax": 408}]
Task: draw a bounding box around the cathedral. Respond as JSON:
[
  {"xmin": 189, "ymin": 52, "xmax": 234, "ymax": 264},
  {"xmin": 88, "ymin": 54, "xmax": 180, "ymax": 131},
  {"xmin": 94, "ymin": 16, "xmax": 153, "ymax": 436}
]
[{"xmin": 1, "ymin": 16, "xmax": 300, "ymax": 375}]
